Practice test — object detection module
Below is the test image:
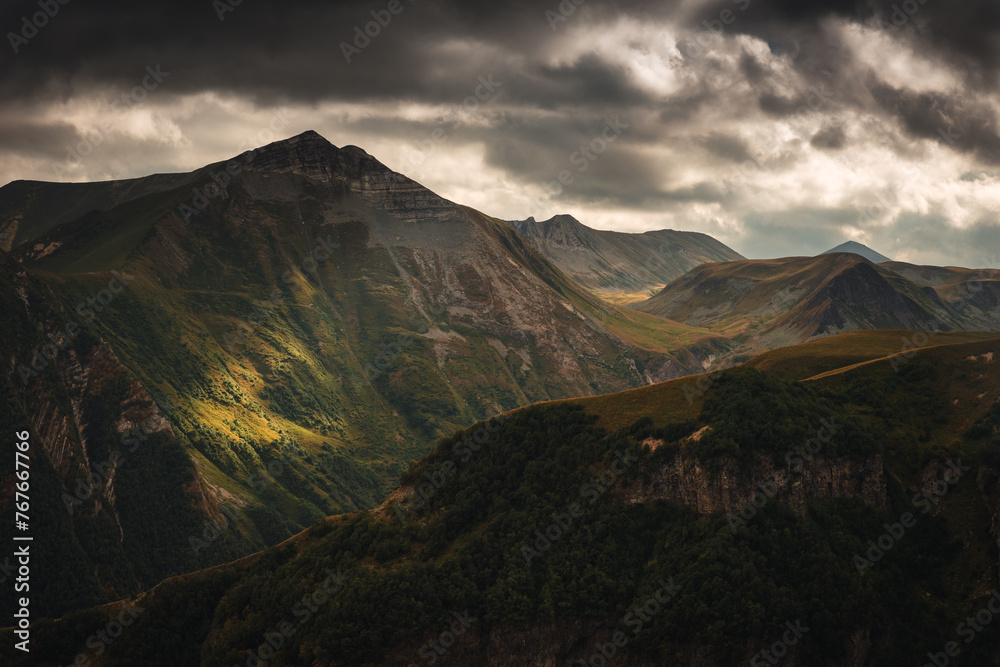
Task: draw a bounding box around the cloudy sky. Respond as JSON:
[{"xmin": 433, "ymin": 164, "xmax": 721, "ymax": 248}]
[{"xmin": 2, "ymin": 0, "xmax": 999, "ymax": 266}]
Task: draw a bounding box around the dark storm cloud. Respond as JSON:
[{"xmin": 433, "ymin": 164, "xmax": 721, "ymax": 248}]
[
  {"xmin": 810, "ymin": 123, "xmax": 846, "ymax": 150},
  {"xmin": 0, "ymin": 119, "xmax": 78, "ymax": 156},
  {"xmin": 526, "ymin": 55, "xmax": 654, "ymax": 107},
  {"xmin": 738, "ymin": 50, "xmax": 769, "ymax": 84},
  {"xmin": 0, "ymin": 0, "xmax": 996, "ymax": 267},
  {"xmin": 0, "ymin": 0, "xmax": 666, "ymax": 107},
  {"xmin": 693, "ymin": 0, "xmax": 1000, "ymax": 146},
  {"xmin": 478, "ymin": 114, "xmax": 667, "ymax": 207},
  {"xmin": 1, "ymin": 0, "xmax": 994, "ymax": 141},
  {"xmin": 657, "ymin": 81, "xmax": 720, "ymax": 123},
  {"xmin": 700, "ymin": 132, "xmax": 753, "ymax": 162},
  {"xmin": 699, "ymin": 0, "xmax": 1000, "ymax": 73},
  {"xmin": 870, "ymin": 83, "xmax": 1000, "ymax": 165}
]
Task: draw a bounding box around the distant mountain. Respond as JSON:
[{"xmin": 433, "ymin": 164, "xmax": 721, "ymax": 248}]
[
  {"xmin": 635, "ymin": 253, "xmax": 1000, "ymax": 358},
  {"xmin": 0, "ymin": 172, "xmax": 202, "ymax": 251},
  {"xmin": 0, "ymin": 131, "xmax": 724, "ymax": 618},
  {"xmin": 821, "ymin": 240, "xmax": 891, "ymax": 263},
  {"xmin": 507, "ymin": 214, "xmax": 743, "ymax": 301}
]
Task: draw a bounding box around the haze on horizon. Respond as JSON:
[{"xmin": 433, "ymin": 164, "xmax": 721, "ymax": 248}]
[{"xmin": 1, "ymin": 0, "xmax": 999, "ymax": 267}]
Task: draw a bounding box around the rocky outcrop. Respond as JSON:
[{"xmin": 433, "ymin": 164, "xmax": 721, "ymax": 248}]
[
  {"xmin": 622, "ymin": 451, "xmax": 886, "ymax": 517},
  {"xmin": 239, "ymin": 130, "xmax": 459, "ymax": 222}
]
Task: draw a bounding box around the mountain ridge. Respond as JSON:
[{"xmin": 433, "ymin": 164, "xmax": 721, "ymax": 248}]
[
  {"xmin": 0, "ymin": 130, "xmax": 725, "ymax": 619},
  {"xmin": 635, "ymin": 252, "xmax": 1000, "ymax": 358},
  {"xmin": 507, "ymin": 214, "xmax": 744, "ymax": 302},
  {"xmin": 9, "ymin": 331, "xmax": 1000, "ymax": 665}
]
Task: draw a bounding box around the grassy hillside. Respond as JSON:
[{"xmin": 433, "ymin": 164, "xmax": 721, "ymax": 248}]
[
  {"xmin": 9, "ymin": 333, "xmax": 1000, "ymax": 666},
  {"xmin": 635, "ymin": 253, "xmax": 1000, "ymax": 362},
  {"xmin": 0, "ymin": 132, "xmax": 727, "ymax": 619}
]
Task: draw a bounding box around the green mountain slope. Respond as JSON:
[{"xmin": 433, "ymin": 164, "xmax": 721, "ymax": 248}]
[
  {"xmin": 0, "ymin": 131, "xmax": 720, "ymax": 619},
  {"xmin": 10, "ymin": 332, "xmax": 1000, "ymax": 666}
]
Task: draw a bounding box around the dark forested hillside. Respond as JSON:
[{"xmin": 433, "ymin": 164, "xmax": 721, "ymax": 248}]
[{"xmin": 9, "ymin": 334, "xmax": 1000, "ymax": 666}]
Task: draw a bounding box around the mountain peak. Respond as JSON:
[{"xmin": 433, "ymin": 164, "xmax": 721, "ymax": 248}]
[
  {"xmin": 820, "ymin": 241, "xmax": 891, "ymax": 264},
  {"xmin": 237, "ymin": 130, "xmax": 458, "ymax": 222},
  {"xmin": 540, "ymin": 214, "xmax": 583, "ymax": 227}
]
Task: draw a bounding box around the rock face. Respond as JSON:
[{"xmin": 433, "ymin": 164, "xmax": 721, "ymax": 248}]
[
  {"xmin": 238, "ymin": 130, "xmax": 459, "ymax": 222},
  {"xmin": 2, "ymin": 131, "xmax": 727, "ymax": 618},
  {"xmin": 508, "ymin": 214, "xmax": 744, "ymax": 299},
  {"xmin": 623, "ymin": 452, "xmax": 887, "ymax": 517},
  {"xmin": 0, "ymin": 272, "xmax": 247, "ymax": 618}
]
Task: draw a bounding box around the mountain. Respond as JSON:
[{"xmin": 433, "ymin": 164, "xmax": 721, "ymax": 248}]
[
  {"xmin": 10, "ymin": 331, "xmax": 1000, "ymax": 666},
  {"xmin": 507, "ymin": 214, "xmax": 743, "ymax": 302},
  {"xmin": 0, "ymin": 172, "xmax": 202, "ymax": 252},
  {"xmin": 635, "ymin": 253, "xmax": 1000, "ymax": 360},
  {"xmin": 0, "ymin": 131, "xmax": 728, "ymax": 618},
  {"xmin": 821, "ymin": 240, "xmax": 891, "ymax": 263}
]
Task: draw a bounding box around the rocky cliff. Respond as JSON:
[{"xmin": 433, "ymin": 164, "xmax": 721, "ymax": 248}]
[{"xmin": 622, "ymin": 450, "xmax": 887, "ymax": 517}]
